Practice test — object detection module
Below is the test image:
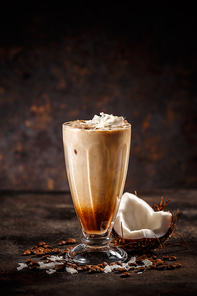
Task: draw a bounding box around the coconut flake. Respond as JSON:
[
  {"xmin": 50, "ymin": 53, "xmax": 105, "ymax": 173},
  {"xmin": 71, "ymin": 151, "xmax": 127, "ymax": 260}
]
[
  {"xmin": 49, "ymin": 255, "xmax": 63, "ymax": 262},
  {"xmin": 66, "ymin": 267, "xmax": 78, "ymax": 274},
  {"xmin": 142, "ymin": 259, "xmax": 152, "ymax": 267},
  {"xmin": 121, "ymin": 262, "xmax": 130, "ymax": 270},
  {"xmin": 127, "ymin": 256, "xmax": 136, "ymax": 264},
  {"xmin": 46, "ymin": 269, "xmax": 57, "ymax": 274},
  {"xmin": 17, "ymin": 263, "xmax": 28, "ymax": 271},
  {"xmin": 103, "ymin": 265, "xmax": 112, "ymax": 273},
  {"xmin": 38, "ymin": 262, "xmax": 57, "ymax": 270}
]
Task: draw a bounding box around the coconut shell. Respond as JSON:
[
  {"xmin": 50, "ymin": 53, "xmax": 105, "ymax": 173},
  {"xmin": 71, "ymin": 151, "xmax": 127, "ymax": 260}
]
[{"xmin": 112, "ymin": 197, "xmax": 179, "ymax": 253}]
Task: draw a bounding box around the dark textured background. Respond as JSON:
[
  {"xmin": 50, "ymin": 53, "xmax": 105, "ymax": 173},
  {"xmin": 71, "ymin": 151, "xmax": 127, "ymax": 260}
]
[{"xmin": 0, "ymin": 1, "xmax": 197, "ymax": 191}]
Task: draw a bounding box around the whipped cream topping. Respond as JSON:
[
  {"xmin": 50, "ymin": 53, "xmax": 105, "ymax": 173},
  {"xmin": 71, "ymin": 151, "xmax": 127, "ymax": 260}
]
[{"xmin": 86, "ymin": 112, "xmax": 125, "ymax": 129}]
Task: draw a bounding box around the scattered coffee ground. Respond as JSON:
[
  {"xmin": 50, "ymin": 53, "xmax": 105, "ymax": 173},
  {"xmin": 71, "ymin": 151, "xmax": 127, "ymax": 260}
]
[{"xmin": 17, "ymin": 239, "xmax": 182, "ymax": 277}]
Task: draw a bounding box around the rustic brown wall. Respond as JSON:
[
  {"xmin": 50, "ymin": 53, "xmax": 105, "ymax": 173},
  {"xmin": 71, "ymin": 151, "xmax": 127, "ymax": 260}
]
[{"xmin": 0, "ymin": 2, "xmax": 196, "ymax": 191}]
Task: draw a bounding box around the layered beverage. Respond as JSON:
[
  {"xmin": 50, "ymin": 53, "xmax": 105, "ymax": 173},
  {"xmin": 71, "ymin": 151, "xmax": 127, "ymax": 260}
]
[{"xmin": 62, "ymin": 113, "xmax": 131, "ymax": 240}]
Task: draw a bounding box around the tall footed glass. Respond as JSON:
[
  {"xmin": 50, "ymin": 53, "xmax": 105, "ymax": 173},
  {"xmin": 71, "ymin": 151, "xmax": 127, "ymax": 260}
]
[{"xmin": 62, "ymin": 120, "xmax": 131, "ymax": 265}]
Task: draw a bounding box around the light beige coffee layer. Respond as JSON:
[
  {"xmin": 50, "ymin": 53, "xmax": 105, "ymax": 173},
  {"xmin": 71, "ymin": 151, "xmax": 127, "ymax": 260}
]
[{"xmin": 63, "ymin": 123, "xmax": 131, "ymax": 235}]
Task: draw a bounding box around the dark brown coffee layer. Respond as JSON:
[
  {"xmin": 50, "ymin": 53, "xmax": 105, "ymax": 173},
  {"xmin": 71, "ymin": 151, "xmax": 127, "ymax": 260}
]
[{"xmin": 75, "ymin": 198, "xmax": 119, "ymax": 233}]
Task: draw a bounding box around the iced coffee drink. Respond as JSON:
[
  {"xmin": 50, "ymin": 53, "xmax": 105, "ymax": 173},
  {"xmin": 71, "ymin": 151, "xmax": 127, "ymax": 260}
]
[{"xmin": 62, "ymin": 113, "xmax": 131, "ymax": 264}]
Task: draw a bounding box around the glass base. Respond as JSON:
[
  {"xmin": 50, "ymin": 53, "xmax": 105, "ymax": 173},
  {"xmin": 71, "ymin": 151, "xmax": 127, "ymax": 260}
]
[{"xmin": 66, "ymin": 243, "xmax": 128, "ymax": 265}]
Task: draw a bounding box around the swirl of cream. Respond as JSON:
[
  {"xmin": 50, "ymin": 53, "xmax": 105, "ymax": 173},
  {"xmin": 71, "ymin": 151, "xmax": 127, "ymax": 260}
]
[{"xmin": 86, "ymin": 112, "xmax": 124, "ymax": 128}]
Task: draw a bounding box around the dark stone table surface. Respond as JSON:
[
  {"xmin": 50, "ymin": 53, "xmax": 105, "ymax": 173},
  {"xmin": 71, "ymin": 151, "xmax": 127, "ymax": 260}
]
[{"xmin": 0, "ymin": 189, "xmax": 197, "ymax": 296}]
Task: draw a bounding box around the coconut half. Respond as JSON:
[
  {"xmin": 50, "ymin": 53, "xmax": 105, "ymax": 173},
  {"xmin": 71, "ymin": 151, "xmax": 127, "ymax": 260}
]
[{"xmin": 113, "ymin": 192, "xmax": 173, "ymax": 245}]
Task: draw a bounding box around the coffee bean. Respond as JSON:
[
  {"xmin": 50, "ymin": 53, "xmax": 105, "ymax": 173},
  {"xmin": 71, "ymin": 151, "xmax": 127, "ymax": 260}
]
[
  {"xmin": 128, "ymin": 262, "xmax": 137, "ymax": 267},
  {"xmin": 43, "ymin": 244, "xmax": 52, "ymax": 249},
  {"xmin": 30, "ymin": 246, "xmax": 38, "ymax": 250},
  {"xmin": 138, "ymin": 255, "xmax": 146, "ymax": 260},
  {"xmin": 39, "ymin": 242, "xmax": 46, "ymax": 246},
  {"xmin": 155, "ymin": 259, "xmax": 164, "ymax": 266},
  {"xmin": 135, "ymin": 267, "xmax": 145, "ymax": 272},
  {"xmin": 51, "ymin": 248, "xmax": 60, "ymax": 254},
  {"xmin": 67, "ymin": 238, "xmax": 76, "ymax": 244},
  {"xmin": 91, "ymin": 265, "xmax": 103, "ymax": 273},
  {"xmin": 85, "ymin": 265, "xmax": 91, "ymax": 270},
  {"xmin": 151, "ymin": 255, "xmax": 157, "ymax": 260},
  {"xmin": 162, "ymin": 255, "xmax": 169, "ymax": 260},
  {"xmin": 174, "ymin": 263, "xmax": 181, "ymax": 268},
  {"xmin": 120, "ymin": 272, "xmax": 130, "ymax": 278},
  {"xmin": 167, "ymin": 264, "xmax": 176, "ymax": 270},
  {"xmin": 169, "ymin": 256, "xmax": 177, "ymax": 261},
  {"xmin": 65, "ymin": 246, "xmax": 73, "ymax": 251},
  {"xmin": 55, "ymin": 265, "xmax": 65, "ymax": 271},
  {"xmin": 147, "ymin": 264, "xmax": 157, "ymax": 270},
  {"xmin": 44, "ymin": 248, "xmax": 52, "ymax": 255},
  {"xmin": 70, "ymin": 263, "xmax": 78, "ymax": 268},
  {"xmin": 42, "ymin": 254, "xmax": 50, "ymax": 259},
  {"xmin": 29, "ymin": 261, "xmax": 39, "ymax": 267},
  {"xmin": 29, "ymin": 264, "xmax": 38, "ymax": 270},
  {"xmin": 59, "ymin": 240, "xmax": 67, "ymax": 245},
  {"xmin": 117, "ymin": 267, "xmax": 126, "ymax": 272},
  {"xmin": 59, "ymin": 260, "xmax": 67, "ymax": 264},
  {"xmin": 115, "ymin": 261, "xmax": 122, "ymax": 266},
  {"xmin": 157, "ymin": 264, "xmax": 167, "ymax": 270},
  {"xmin": 23, "ymin": 250, "xmax": 31, "ymax": 255},
  {"xmin": 25, "ymin": 259, "xmax": 32, "ymax": 264},
  {"xmin": 77, "ymin": 266, "xmax": 85, "ymax": 271},
  {"xmin": 88, "ymin": 266, "xmax": 97, "ymax": 273},
  {"xmin": 96, "ymin": 266, "xmax": 104, "ymax": 273},
  {"xmin": 37, "ymin": 247, "xmax": 45, "ymax": 251},
  {"xmin": 102, "ymin": 262, "xmax": 108, "ymax": 267},
  {"xmin": 35, "ymin": 251, "xmax": 45, "ymax": 256}
]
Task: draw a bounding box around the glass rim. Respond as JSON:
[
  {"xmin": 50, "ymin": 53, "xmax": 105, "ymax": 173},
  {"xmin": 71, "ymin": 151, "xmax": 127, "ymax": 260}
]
[{"xmin": 62, "ymin": 121, "xmax": 131, "ymax": 131}]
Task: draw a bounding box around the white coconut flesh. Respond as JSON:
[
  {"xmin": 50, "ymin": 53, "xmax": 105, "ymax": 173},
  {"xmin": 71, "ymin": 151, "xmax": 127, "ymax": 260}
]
[{"xmin": 113, "ymin": 192, "xmax": 172, "ymax": 240}]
